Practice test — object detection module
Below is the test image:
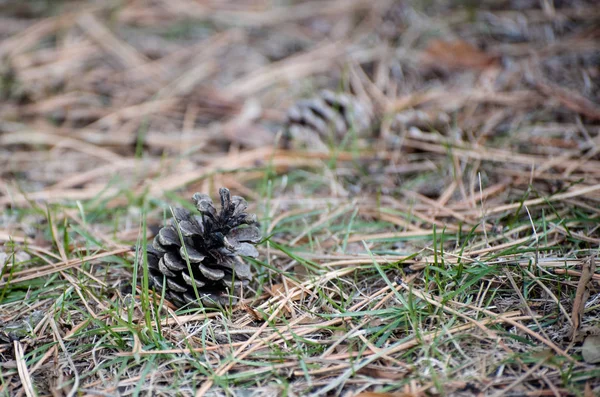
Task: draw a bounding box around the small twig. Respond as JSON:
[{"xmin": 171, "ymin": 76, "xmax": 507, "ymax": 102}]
[{"xmin": 570, "ymin": 256, "xmax": 596, "ymax": 341}]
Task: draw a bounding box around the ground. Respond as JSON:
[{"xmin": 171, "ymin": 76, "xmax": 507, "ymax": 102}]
[{"xmin": 1, "ymin": 0, "xmax": 599, "ymax": 396}]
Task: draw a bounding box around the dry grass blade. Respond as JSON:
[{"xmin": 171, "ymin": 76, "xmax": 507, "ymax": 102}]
[
  {"xmin": 77, "ymin": 12, "xmax": 148, "ymax": 69},
  {"xmin": 0, "ymin": 248, "xmax": 131, "ymax": 287},
  {"xmin": 14, "ymin": 341, "xmax": 37, "ymax": 397},
  {"xmin": 48, "ymin": 317, "xmax": 79, "ymax": 397},
  {"xmin": 224, "ymin": 41, "xmax": 348, "ymax": 98}
]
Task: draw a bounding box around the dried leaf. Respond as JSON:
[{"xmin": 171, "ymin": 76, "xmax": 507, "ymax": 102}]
[
  {"xmin": 0, "ymin": 359, "xmax": 17, "ymax": 369},
  {"xmin": 582, "ymin": 335, "xmax": 600, "ymax": 364},
  {"xmin": 584, "ymin": 382, "xmax": 594, "ymax": 397},
  {"xmin": 132, "ymin": 331, "xmax": 142, "ymax": 362},
  {"xmin": 0, "ymin": 310, "xmax": 45, "ymax": 342},
  {"xmin": 239, "ymin": 302, "xmax": 263, "ymax": 321},
  {"xmin": 267, "ymin": 281, "xmax": 306, "ymax": 301},
  {"xmin": 421, "ymin": 39, "xmax": 498, "ymax": 70}
]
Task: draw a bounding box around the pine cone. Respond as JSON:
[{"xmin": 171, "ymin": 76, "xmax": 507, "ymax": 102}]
[
  {"xmin": 141, "ymin": 188, "xmax": 261, "ymax": 308},
  {"xmin": 283, "ymin": 90, "xmax": 373, "ymax": 150}
]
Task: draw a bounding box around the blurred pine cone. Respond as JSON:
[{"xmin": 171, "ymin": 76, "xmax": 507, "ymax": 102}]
[
  {"xmin": 141, "ymin": 188, "xmax": 261, "ymax": 308},
  {"xmin": 283, "ymin": 90, "xmax": 373, "ymax": 150}
]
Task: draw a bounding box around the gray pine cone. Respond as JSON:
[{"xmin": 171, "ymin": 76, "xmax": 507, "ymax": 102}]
[
  {"xmin": 283, "ymin": 90, "xmax": 373, "ymax": 150},
  {"xmin": 141, "ymin": 188, "xmax": 261, "ymax": 308}
]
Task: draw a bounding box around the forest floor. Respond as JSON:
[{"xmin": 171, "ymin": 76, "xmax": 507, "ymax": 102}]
[{"xmin": 1, "ymin": 0, "xmax": 600, "ymax": 396}]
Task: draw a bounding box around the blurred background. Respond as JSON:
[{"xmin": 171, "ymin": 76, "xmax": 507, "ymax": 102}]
[
  {"xmin": 1, "ymin": 0, "xmax": 598, "ymax": 203},
  {"xmin": 1, "ymin": 1, "xmax": 600, "ymax": 396}
]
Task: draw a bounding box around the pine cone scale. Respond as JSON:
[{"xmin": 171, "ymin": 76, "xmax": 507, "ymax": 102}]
[
  {"xmin": 149, "ymin": 274, "xmax": 163, "ymax": 289},
  {"xmin": 163, "ymin": 252, "xmax": 186, "ymax": 271},
  {"xmin": 158, "ymin": 258, "xmax": 177, "ymax": 277},
  {"xmin": 182, "ymin": 272, "xmax": 205, "ymax": 288},
  {"xmin": 198, "ymin": 264, "xmax": 224, "ymax": 280},
  {"xmin": 230, "ymin": 258, "xmax": 251, "ymax": 279},
  {"xmin": 171, "ymin": 207, "xmax": 190, "ymax": 221},
  {"xmin": 179, "ymin": 245, "xmax": 205, "ymax": 262},
  {"xmin": 166, "ymin": 279, "xmax": 187, "ymax": 293},
  {"xmin": 152, "ymin": 237, "xmax": 167, "ymax": 253},
  {"xmin": 178, "ymin": 220, "xmax": 201, "ymax": 236},
  {"xmin": 158, "ymin": 227, "xmax": 180, "ymax": 246},
  {"xmin": 233, "ymin": 243, "xmax": 259, "ymax": 258},
  {"xmin": 229, "ymin": 225, "xmax": 262, "ymax": 243}
]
